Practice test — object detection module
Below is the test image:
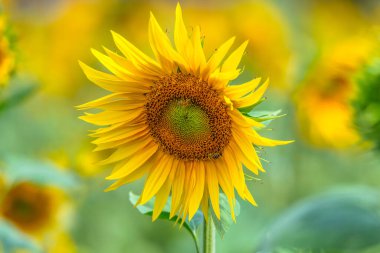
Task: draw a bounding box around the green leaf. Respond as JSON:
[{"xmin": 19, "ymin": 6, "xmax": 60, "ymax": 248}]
[
  {"xmin": 257, "ymin": 187, "xmax": 380, "ymax": 252},
  {"xmin": 237, "ymin": 97, "xmax": 267, "ymax": 114},
  {"xmin": 129, "ymin": 192, "xmax": 202, "ymax": 253},
  {"xmin": 0, "ymin": 81, "xmax": 38, "ymax": 114},
  {"xmin": 211, "ymin": 193, "xmax": 240, "ymax": 238},
  {"xmin": 1, "ymin": 156, "xmax": 80, "ymax": 191},
  {"xmin": 0, "ymin": 219, "xmax": 42, "ymax": 253},
  {"xmin": 244, "ymin": 109, "xmax": 286, "ymax": 126}
]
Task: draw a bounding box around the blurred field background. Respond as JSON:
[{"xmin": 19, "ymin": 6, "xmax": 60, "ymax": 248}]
[{"xmin": 1, "ymin": 0, "xmax": 380, "ymax": 252}]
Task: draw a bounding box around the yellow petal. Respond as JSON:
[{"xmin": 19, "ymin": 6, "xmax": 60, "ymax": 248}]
[
  {"xmin": 191, "ymin": 26, "xmax": 206, "ymax": 73},
  {"xmin": 230, "ymin": 109, "xmax": 265, "ymax": 128},
  {"xmin": 225, "ymin": 77, "xmax": 261, "ymax": 100},
  {"xmin": 94, "ymin": 100, "xmax": 144, "ymax": 111},
  {"xmin": 248, "ymin": 130, "xmax": 294, "ymax": 146},
  {"xmin": 77, "ymin": 93, "xmax": 126, "ymax": 110},
  {"xmin": 89, "ymin": 122, "xmax": 126, "ymax": 137},
  {"xmin": 178, "ymin": 162, "xmax": 194, "ymax": 222},
  {"xmin": 79, "ymin": 108, "xmax": 144, "ymax": 126},
  {"xmin": 205, "ymin": 161, "xmax": 220, "ymax": 219},
  {"xmin": 149, "ymin": 12, "xmax": 188, "ymax": 73},
  {"xmin": 200, "ymin": 187, "xmax": 209, "ymax": 222},
  {"xmin": 202, "ymin": 37, "xmax": 235, "ymax": 79},
  {"xmin": 93, "ymin": 124, "xmax": 148, "ymax": 144},
  {"xmin": 152, "ymin": 177, "xmax": 172, "ymax": 221},
  {"xmin": 91, "ymin": 48, "xmax": 137, "ymax": 82},
  {"xmin": 208, "ymin": 68, "xmax": 240, "ymax": 89},
  {"xmin": 79, "ymin": 61, "xmax": 148, "ymax": 93},
  {"xmin": 244, "ymin": 186, "xmax": 257, "ymax": 206},
  {"xmin": 106, "ymin": 142, "xmax": 159, "ymax": 180},
  {"xmin": 229, "ymin": 135, "xmax": 263, "ymax": 175},
  {"xmin": 236, "ymin": 78, "xmax": 269, "ymax": 108},
  {"xmin": 98, "ymin": 136, "xmax": 152, "ymax": 166},
  {"xmin": 221, "ymin": 40, "xmax": 248, "ymax": 73},
  {"xmin": 232, "ymin": 128, "xmax": 264, "ymax": 172},
  {"xmin": 174, "ymin": 3, "xmax": 189, "ymax": 56},
  {"xmin": 111, "ymin": 30, "xmax": 162, "ymax": 74},
  {"xmin": 188, "ymin": 162, "xmax": 205, "ymax": 220},
  {"xmin": 104, "ymin": 162, "xmax": 150, "ymax": 192},
  {"xmin": 170, "ymin": 160, "xmax": 185, "ymax": 218},
  {"xmin": 223, "ymin": 146, "xmax": 246, "ymax": 199},
  {"xmin": 104, "ymin": 47, "xmax": 160, "ymax": 80},
  {"xmin": 140, "ymin": 155, "xmax": 174, "ymax": 204},
  {"xmin": 213, "ymin": 159, "xmax": 236, "ymax": 221}
]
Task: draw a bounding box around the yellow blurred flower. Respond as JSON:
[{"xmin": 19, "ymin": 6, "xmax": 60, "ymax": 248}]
[
  {"xmin": 79, "ymin": 3, "xmax": 291, "ymax": 222},
  {"xmin": 0, "ymin": 181, "xmax": 76, "ymax": 252},
  {"xmin": 0, "ymin": 15, "xmax": 15, "ymax": 87},
  {"xmin": 231, "ymin": 1, "xmax": 293, "ymax": 90},
  {"xmin": 294, "ymin": 0, "xmax": 378, "ymax": 149},
  {"xmin": 295, "ymin": 37, "xmax": 375, "ymax": 149},
  {"xmin": 47, "ymin": 146, "xmax": 105, "ymax": 177},
  {"xmin": 1, "ymin": 182, "xmax": 64, "ymax": 234},
  {"xmin": 6, "ymin": 0, "xmax": 111, "ymax": 96}
]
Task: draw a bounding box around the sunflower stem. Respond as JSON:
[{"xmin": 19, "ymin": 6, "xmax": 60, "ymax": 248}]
[{"xmin": 203, "ymin": 209, "xmax": 216, "ymax": 253}]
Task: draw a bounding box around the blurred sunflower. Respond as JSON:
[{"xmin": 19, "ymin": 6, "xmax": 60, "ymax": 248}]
[
  {"xmin": 231, "ymin": 1, "xmax": 293, "ymax": 90},
  {"xmin": 0, "ymin": 15, "xmax": 15, "ymax": 87},
  {"xmin": 79, "ymin": 4, "xmax": 291, "ymax": 221},
  {"xmin": 294, "ymin": 0, "xmax": 376, "ymax": 149},
  {"xmin": 295, "ymin": 37, "xmax": 374, "ymax": 149},
  {"xmin": 5, "ymin": 0, "xmax": 110, "ymax": 96},
  {"xmin": 0, "ymin": 181, "xmax": 76, "ymax": 252}
]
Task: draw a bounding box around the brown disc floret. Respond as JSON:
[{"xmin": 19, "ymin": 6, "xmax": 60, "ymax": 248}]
[{"xmin": 145, "ymin": 73, "xmax": 232, "ymax": 161}]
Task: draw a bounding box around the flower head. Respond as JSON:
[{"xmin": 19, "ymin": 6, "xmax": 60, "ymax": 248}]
[
  {"xmin": 295, "ymin": 37, "xmax": 374, "ymax": 149},
  {"xmin": 0, "ymin": 182, "xmax": 66, "ymax": 235},
  {"xmin": 0, "ymin": 15, "xmax": 15, "ymax": 87},
  {"xmin": 79, "ymin": 4, "xmax": 291, "ymax": 221}
]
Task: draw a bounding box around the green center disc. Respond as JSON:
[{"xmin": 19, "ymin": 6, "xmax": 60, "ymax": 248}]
[{"xmin": 164, "ymin": 99, "xmax": 211, "ymax": 143}]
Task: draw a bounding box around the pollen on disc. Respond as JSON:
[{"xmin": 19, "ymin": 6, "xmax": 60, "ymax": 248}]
[{"xmin": 144, "ymin": 73, "xmax": 232, "ymax": 161}]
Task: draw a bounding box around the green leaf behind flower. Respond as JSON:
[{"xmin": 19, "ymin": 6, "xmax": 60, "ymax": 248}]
[
  {"xmin": 210, "ymin": 193, "xmax": 240, "ymax": 238},
  {"xmin": 129, "ymin": 192, "xmax": 203, "ymax": 253}
]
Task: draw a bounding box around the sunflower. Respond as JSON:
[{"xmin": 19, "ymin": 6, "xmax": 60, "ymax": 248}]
[
  {"xmin": 79, "ymin": 4, "xmax": 291, "ymax": 221},
  {"xmin": 295, "ymin": 36, "xmax": 374, "ymax": 149},
  {"xmin": 0, "ymin": 182, "xmax": 65, "ymax": 234},
  {"xmin": 0, "ymin": 15, "xmax": 15, "ymax": 87},
  {"xmin": 0, "ymin": 181, "xmax": 77, "ymax": 252}
]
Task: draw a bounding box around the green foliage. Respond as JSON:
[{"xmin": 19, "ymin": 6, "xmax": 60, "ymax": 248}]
[
  {"xmin": 353, "ymin": 58, "xmax": 380, "ymax": 150},
  {"xmin": 257, "ymin": 187, "xmax": 380, "ymax": 253},
  {"xmin": 210, "ymin": 193, "xmax": 240, "ymax": 238},
  {"xmin": 237, "ymin": 97, "xmax": 267, "ymax": 114},
  {"xmin": 129, "ymin": 192, "xmax": 241, "ymax": 252},
  {"xmin": 1, "ymin": 156, "xmax": 80, "ymax": 190},
  {"xmin": 0, "ymin": 77, "xmax": 38, "ymax": 114},
  {"xmin": 244, "ymin": 109, "xmax": 286, "ymax": 127},
  {"xmin": 129, "ymin": 192, "xmax": 203, "ymax": 253}
]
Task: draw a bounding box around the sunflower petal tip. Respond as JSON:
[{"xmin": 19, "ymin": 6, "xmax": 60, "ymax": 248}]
[
  {"xmin": 104, "ymin": 186, "xmax": 115, "ymax": 192},
  {"xmin": 149, "ymin": 11, "xmax": 155, "ymax": 19},
  {"xmin": 110, "ymin": 30, "xmax": 117, "ymax": 38}
]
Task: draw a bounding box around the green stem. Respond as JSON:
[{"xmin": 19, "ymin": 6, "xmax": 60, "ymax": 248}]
[{"xmin": 203, "ymin": 209, "xmax": 216, "ymax": 253}]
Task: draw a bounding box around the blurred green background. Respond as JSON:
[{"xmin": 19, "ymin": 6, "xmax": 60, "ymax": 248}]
[{"xmin": 1, "ymin": 0, "xmax": 380, "ymax": 252}]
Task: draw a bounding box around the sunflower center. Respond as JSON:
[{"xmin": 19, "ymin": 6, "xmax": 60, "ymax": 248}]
[
  {"xmin": 145, "ymin": 73, "xmax": 232, "ymax": 161},
  {"xmin": 164, "ymin": 99, "xmax": 211, "ymax": 143},
  {"xmin": 1, "ymin": 183, "xmax": 53, "ymax": 232}
]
